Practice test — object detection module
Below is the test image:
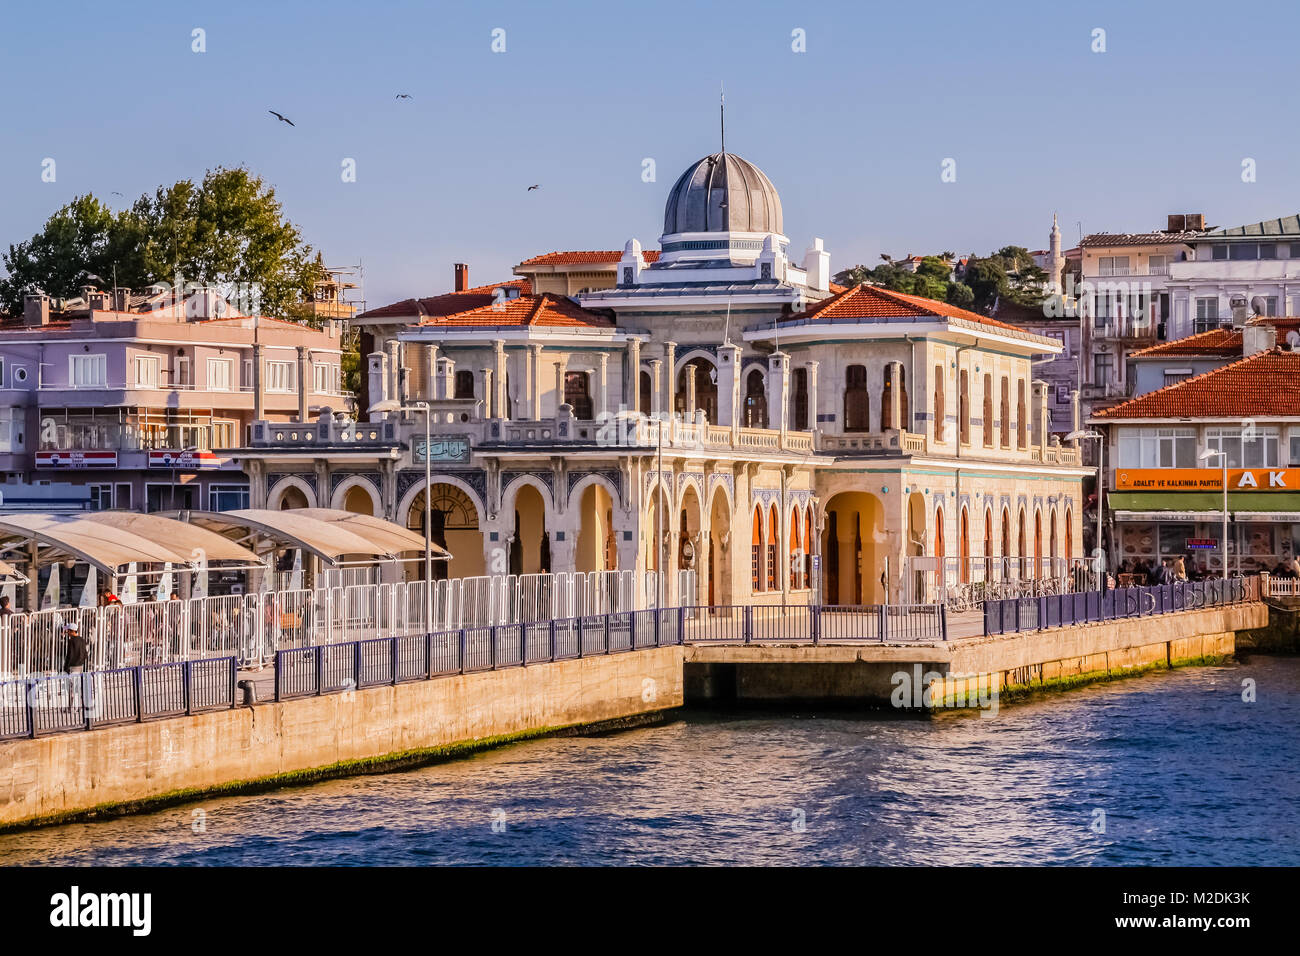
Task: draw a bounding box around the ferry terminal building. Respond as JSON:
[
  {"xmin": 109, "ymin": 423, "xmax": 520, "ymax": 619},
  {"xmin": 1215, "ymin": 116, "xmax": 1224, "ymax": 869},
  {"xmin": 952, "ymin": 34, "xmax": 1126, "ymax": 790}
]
[{"xmin": 233, "ymin": 151, "xmax": 1088, "ymax": 606}]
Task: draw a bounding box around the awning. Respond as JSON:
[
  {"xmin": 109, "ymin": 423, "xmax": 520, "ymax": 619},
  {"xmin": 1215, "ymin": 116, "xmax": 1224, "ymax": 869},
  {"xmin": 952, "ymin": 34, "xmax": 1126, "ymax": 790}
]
[
  {"xmin": 179, "ymin": 509, "xmax": 397, "ymax": 564},
  {"xmin": 289, "ymin": 509, "xmax": 450, "ymax": 559},
  {"xmin": 80, "ymin": 512, "xmax": 262, "ymax": 565},
  {"xmin": 1109, "ymin": 491, "xmax": 1300, "ymax": 520},
  {"xmin": 0, "ymin": 514, "xmax": 196, "ymax": 575}
]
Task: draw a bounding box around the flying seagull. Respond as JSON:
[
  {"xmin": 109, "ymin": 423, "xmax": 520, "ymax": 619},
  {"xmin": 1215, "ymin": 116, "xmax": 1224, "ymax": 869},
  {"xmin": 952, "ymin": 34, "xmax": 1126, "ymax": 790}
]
[
  {"xmin": 268, "ymin": 110, "xmax": 295, "ymax": 126},
  {"xmin": 527, "ymin": 184, "xmax": 539, "ymax": 191},
  {"xmin": 110, "ymin": 191, "xmax": 123, "ymax": 197},
  {"xmin": 395, "ymin": 93, "xmax": 413, "ymax": 100}
]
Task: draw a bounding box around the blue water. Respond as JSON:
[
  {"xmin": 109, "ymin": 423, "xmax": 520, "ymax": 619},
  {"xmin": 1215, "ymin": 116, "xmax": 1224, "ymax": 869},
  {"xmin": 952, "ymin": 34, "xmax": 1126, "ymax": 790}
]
[{"xmin": 2, "ymin": 656, "xmax": 1297, "ymax": 866}]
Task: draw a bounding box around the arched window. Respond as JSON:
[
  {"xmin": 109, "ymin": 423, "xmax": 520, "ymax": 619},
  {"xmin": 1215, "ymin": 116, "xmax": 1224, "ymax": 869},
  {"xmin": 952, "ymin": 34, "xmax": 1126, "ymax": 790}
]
[
  {"xmin": 564, "ymin": 371, "xmax": 593, "ymax": 420},
  {"xmin": 899, "ymin": 367, "xmax": 909, "ymax": 430},
  {"xmin": 751, "ymin": 506, "xmax": 763, "ymax": 592},
  {"xmin": 767, "ymin": 504, "xmax": 779, "ymax": 591},
  {"xmin": 959, "ymin": 508, "xmax": 970, "ymax": 583},
  {"xmin": 881, "ymin": 366, "xmax": 895, "ymax": 431},
  {"xmin": 454, "ymin": 370, "xmax": 475, "ymax": 399},
  {"xmin": 933, "ymin": 365, "xmax": 945, "ymax": 441},
  {"xmin": 792, "ymin": 367, "xmax": 809, "ymax": 431},
  {"xmin": 1001, "ymin": 507, "xmax": 1011, "ymax": 581},
  {"xmin": 1034, "ymin": 510, "xmax": 1043, "ymax": 577},
  {"xmin": 789, "ymin": 506, "xmax": 802, "ymax": 589},
  {"xmin": 1017, "ymin": 508, "xmax": 1027, "ymax": 577},
  {"xmin": 1017, "ymin": 380, "xmax": 1027, "ymax": 448},
  {"xmin": 982, "ymin": 373, "xmax": 993, "ymax": 447},
  {"xmin": 1050, "ymin": 507, "xmax": 1059, "ymax": 567},
  {"xmin": 934, "ymin": 505, "xmax": 945, "ymax": 560},
  {"xmin": 805, "ymin": 507, "xmax": 815, "ymax": 586},
  {"xmin": 1065, "ymin": 508, "xmax": 1073, "ymax": 561},
  {"xmin": 999, "ymin": 376, "xmax": 1010, "ymax": 448},
  {"xmin": 959, "ymin": 368, "xmax": 970, "ymax": 445},
  {"xmin": 844, "ymin": 365, "xmax": 870, "ymax": 432},
  {"xmin": 983, "ymin": 508, "xmax": 993, "ymax": 579},
  {"xmin": 639, "ymin": 370, "xmax": 652, "ymax": 415},
  {"xmin": 745, "ymin": 370, "xmax": 768, "ymax": 429},
  {"xmin": 676, "ymin": 358, "xmax": 718, "ymax": 423}
]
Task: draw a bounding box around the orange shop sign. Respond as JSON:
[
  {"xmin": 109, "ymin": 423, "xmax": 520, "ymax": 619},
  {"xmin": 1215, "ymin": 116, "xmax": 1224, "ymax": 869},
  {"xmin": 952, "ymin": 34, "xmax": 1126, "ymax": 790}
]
[{"xmin": 1114, "ymin": 468, "xmax": 1299, "ymax": 491}]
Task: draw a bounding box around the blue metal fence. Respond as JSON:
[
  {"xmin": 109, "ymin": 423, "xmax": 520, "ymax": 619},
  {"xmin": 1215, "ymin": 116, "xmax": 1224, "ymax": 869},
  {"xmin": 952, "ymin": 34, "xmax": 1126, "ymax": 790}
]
[
  {"xmin": 982, "ymin": 577, "xmax": 1256, "ymax": 636},
  {"xmin": 0, "ymin": 657, "xmax": 237, "ymax": 740}
]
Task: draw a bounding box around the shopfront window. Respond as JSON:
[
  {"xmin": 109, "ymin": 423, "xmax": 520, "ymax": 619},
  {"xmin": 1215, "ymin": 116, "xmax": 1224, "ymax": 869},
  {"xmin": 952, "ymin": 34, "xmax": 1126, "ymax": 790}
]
[{"xmin": 1116, "ymin": 427, "xmax": 1196, "ymax": 468}]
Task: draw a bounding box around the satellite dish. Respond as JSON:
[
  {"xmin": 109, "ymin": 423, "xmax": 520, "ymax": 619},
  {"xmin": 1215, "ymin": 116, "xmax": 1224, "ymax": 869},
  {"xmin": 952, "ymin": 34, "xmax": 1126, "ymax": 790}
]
[
  {"xmin": 1287, "ymin": 331, "xmax": 1299, "ymax": 350},
  {"xmin": 1251, "ymin": 295, "xmax": 1268, "ymax": 316}
]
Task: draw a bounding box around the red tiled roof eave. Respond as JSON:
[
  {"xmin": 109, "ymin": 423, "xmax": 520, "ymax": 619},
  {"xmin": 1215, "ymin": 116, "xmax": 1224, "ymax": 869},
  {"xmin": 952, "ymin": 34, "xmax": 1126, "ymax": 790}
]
[
  {"xmin": 516, "ymin": 250, "xmax": 661, "ymax": 267},
  {"xmin": 1094, "ymin": 347, "xmax": 1300, "ymax": 419}
]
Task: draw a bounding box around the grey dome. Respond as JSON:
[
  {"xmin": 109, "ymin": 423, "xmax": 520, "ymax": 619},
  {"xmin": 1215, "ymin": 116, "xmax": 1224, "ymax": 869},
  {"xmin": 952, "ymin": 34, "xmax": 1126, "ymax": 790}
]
[{"xmin": 662, "ymin": 153, "xmax": 783, "ymax": 236}]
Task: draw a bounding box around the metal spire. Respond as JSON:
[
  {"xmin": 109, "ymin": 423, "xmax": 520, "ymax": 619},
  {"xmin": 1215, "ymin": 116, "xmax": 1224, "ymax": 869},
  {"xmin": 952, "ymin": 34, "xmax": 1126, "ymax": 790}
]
[{"xmin": 720, "ymin": 83, "xmax": 725, "ymax": 154}]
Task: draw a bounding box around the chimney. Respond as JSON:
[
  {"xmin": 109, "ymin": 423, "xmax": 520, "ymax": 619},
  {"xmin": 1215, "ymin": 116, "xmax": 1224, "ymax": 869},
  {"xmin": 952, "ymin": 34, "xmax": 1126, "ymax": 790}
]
[
  {"xmin": 87, "ymin": 290, "xmax": 112, "ymax": 312},
  {"xmin": 454, "ymin": 263, "xmax": 468, "ymax": 293},
  {"xmin": 1167, "ymin": 214, "xmax": 1186, "ymax": 232},
  {"xmin": 113, "ymin": 287, "xmax": 130, "ymax": 312},
  {"xmin": 23, "ymin": 294, "xmax": 51, "ymax": 327},
  {"xmin": 1244, "ymin": 322, "xmax": 1276, "ymax": 357}
]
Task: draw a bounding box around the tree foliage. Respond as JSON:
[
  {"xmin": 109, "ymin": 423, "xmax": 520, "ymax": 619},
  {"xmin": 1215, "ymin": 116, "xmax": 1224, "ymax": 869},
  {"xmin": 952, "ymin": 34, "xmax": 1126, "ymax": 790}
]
[
  {"xmin": 1, "ymin": 167, "xmax": 324, "ymax": 317},
  {"xmin": 834, "ymin": 245, "xmax": 1049, "ymax": 315}
]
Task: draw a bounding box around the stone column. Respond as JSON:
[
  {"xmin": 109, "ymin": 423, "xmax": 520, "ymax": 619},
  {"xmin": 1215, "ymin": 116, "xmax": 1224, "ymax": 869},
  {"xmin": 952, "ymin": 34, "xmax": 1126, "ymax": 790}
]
[
  {"xmin": 886, "ymin": 361, "xmax": 903, "ymax": 431},
  {"xmin": 436, "ymin": 357, "xmax": 454, "ymax": 401},
  {"xmin": 530, "ymin": 344, "xmax": 544, "ymax": 419},
  {"xmin": 1033, "ymin": 379, "xmax": 1050, "ymax": 450},
  {"xmin": 716, "ymin": 343, "xmax": 741, "ymax": 428},
  {"xmin": 522, "ymin": 346, "xmax": 536, "ymax": 419},
  {"xmin": 649, "ymin": 359, "xmax": 663, "ymax": 415},
  {"xmin": 554, "ymin": 353, "xmax": 568, "ymax": 414},
  {"xmin": 626, "ymin": 338, "xmax": 642, "ymax": 413},
  {"xmin": 805, "ymin": 360, "xmax": 820, "ymax": 431},
  {"xmin": 385, "ymin": 339, "xmax": 400, "ymax": 409},
  {"xmin": 493, "ymin": 340, "xmax": 507, "ymax": 418},
  {"xmin": 296, "ymin": 346, "xmax": 310, "ymax": 421},
  {"xmin": 597, "ymin": 353, "xmax": 609, "ymax": 419},
  {"xmin": 663, "ymin": 341, "xmax": 677, "ymax": 417},
  {"xmin": 685, "ymin": 364, "xmax": 697, "ymax": 417},
  {"xmin": 480, "ymin": 368, "xmax": 494, "ymax": 418},
  {"xmin": 767, "ymin": 351, "xmax": 790, "ymax": 433},
  {"xmin": 426, "ymin": 344, "xmax": 439, "ymax": 400}
]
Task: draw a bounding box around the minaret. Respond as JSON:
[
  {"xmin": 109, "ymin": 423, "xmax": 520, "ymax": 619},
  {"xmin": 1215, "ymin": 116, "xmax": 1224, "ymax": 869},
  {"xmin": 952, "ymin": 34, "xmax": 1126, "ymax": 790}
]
[{"xmin": 1047, "ymin": 213, "xmax": 1065, "ymax": 294}]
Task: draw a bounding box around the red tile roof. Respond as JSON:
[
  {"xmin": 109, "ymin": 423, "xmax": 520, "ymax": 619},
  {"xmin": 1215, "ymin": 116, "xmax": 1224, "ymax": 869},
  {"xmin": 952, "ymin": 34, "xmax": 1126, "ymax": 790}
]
[
  {"xmin": 416, "ymin": 293, "xmax": 614, "ymax": 329},
  {"xmin": 517, "ymin": 250, "xmax": 661, "ymax": 267},
  {"xmin": 1095, "ymin": 348, "xmax": 1300, "ymax": 418},
  {"xmin": 358, "ymin": 279, "xmax": 531, "ymax": 320},
  {"xmin": 1129, "ymin": 328, "xmax": 1242, "ymax": 358},
  {"xmin": 1129, "ymin": 318, "xmax": 1300, "ymax": 358},
  {"xmin": 785, "ymin": 283, "xmax": 1030, "ymax": 335}
]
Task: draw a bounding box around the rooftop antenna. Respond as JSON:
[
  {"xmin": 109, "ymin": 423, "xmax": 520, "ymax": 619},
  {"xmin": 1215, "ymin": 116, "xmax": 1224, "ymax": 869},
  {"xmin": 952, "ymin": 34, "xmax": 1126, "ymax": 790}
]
[
  {"xmin": 723, "ymin": 295, "xmax": 731, "ymax": 346},
  {"xmin": 720, "ymin": 83, "xmax": 725, "ymax": 155}
]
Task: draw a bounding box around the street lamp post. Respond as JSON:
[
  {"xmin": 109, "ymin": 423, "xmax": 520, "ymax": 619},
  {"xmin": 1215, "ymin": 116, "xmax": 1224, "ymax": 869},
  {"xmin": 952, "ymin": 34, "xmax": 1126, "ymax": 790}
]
[
  {"xmin": 368, "ymin": 397, "xmax": 434, "ymax": 628},
  {"xmin": 1200, "ymin": 447, "xmax": 1229, "ymax": 580},
  {"xmin": 1067, "ymin": 428, "xmax": 1105, "ymax": 590}
]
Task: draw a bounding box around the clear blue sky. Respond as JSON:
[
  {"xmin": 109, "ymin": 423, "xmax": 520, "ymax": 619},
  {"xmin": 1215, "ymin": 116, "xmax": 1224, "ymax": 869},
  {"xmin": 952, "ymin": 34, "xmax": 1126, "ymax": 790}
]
[{"xmin": 2, "ymin": 0, "xmax": 1298, "ymax": 309}]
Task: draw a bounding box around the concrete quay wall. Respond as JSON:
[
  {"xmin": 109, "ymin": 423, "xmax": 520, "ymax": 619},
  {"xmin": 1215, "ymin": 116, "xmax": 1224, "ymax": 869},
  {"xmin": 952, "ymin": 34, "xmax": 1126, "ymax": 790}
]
[
  {"xmin": 684, "ymin": 604, "xmax": 1265, "ymax": 705},
  {"xmin": 0, "ymin": 645, "xmax": 684, "ymax": 829}
]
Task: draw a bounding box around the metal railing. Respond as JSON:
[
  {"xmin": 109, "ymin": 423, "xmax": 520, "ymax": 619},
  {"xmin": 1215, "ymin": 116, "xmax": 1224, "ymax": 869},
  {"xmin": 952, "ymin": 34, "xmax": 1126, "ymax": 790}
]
[
  {"xmin": 0, "ymin": 570, "xmax": 656, "ymax": 679},
  {"xmin": 0, "ymin": 657, "xmax": 237, "ymax": 739},
  {"xmin": 982, "ymin": 576, "xmax": 1257, "ymax": 636}
]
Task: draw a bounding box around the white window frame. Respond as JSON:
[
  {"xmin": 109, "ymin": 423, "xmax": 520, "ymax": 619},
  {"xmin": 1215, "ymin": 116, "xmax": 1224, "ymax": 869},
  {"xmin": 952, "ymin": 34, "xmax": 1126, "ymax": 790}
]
[
  {"xmin": 88, "ymin": 483, "xmax": 114, "ymax": 511},
  {"xmin": 134, "ymin": 355, "xmax": 161, "ymax": 388},
  {"xmin": 312, "ymin": 362, "xmax": 339, "ymax": 395},
  {"xmin": 211, "ymin": 419, "xmax": 237, "ymax": 449},
  {"xmin": 1206, "ymin": 425, "xmax": 1279, "ymax": 469},
  {"xmin": 265, "ymin": 360, "xmax": 295, "ymax": 393},
  {"xmin": 207, "ymin": 358, "xmax": 233, "ymax": 391},
  {"xmin": 69, "ymin": 354, "xmax": 107, "ymax": 388},
  {"xmin": 1117, "ymin": 426, "xmax": 1197, "ymax": 468},
  {"xmin": 1098, "ymin": 255, "xmax": 1131, "ymax": 277}
]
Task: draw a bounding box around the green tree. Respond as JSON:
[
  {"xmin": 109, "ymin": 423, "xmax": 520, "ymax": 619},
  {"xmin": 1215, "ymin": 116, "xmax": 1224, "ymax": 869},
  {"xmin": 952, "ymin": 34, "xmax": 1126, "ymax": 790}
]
[{"xmin": 1, "ymin": 167, "xmax": 323, "ymax": 318}]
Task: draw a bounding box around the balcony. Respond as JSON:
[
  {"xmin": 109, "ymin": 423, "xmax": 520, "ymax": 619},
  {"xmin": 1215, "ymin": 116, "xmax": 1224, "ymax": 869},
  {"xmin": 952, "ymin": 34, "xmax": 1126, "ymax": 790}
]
[{"xmin": 817, "ymin": 429, "xmax": 928, "ymax": 456}]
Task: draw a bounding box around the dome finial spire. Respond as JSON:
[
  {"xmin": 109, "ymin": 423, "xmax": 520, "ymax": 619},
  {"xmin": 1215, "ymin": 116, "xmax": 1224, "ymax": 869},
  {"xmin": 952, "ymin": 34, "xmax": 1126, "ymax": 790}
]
[{"xmin": 720, "ymin": 82, "xmax": 725, "ymax": 154}]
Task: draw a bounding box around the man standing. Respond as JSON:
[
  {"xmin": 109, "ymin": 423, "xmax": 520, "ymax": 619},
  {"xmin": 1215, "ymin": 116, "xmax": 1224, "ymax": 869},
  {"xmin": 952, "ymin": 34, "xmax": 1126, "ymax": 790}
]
[{"xmin": 63, "ymin": 621, "xmax": 88, "ymax": 674}]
